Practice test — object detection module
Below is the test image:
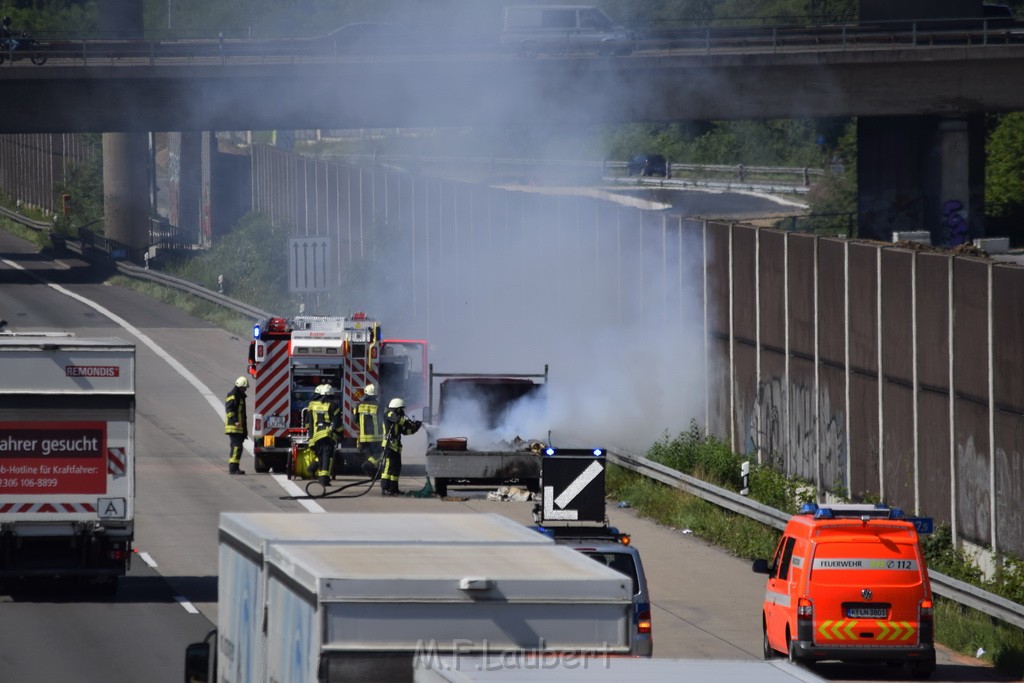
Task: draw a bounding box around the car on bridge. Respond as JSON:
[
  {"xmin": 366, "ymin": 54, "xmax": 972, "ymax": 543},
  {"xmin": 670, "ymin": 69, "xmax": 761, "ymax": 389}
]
[
  {"xmin": 626, "ymin": 153, "xmax": 668, "ymax": 177},
  {"xmin": 500, "ymin": 5, "xmax": 639, "ymax": 57}
]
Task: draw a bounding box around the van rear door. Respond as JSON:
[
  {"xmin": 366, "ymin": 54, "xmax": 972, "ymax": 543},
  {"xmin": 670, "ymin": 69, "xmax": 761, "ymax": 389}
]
[{"xmin": 807, "ymin": 528, "xmax": 927, "ymax": 648}]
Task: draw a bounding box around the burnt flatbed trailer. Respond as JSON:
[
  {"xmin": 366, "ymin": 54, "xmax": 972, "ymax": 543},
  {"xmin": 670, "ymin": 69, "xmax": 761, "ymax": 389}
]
[
  {"xmin": 426, "ymin": 445, "xmax": 542, "ymax": 497},
  {"xmin": 424, "ymin": 365, "xmax": 547, "ymax": 497}
]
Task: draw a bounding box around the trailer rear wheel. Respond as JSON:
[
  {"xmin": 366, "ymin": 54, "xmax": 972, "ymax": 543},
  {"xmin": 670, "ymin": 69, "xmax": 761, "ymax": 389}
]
[
  {"xmin": 433, "ymin": 478, "xmax": 448, "ymax": 497},
  {"xmin": 254, "ymin": 453, "xmax": 270, "ymax": 473}
]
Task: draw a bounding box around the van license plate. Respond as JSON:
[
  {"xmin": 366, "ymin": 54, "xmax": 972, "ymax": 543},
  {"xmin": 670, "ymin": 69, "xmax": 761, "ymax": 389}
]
[{"xmin": 847, "ymin": 607, "xmax": 886, "ymax": 618}]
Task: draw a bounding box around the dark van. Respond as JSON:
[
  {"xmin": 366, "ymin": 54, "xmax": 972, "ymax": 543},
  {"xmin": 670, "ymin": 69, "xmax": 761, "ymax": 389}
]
[{"xmin": 626, "ymin": 154, "xmax": 668, "ymax": 177}]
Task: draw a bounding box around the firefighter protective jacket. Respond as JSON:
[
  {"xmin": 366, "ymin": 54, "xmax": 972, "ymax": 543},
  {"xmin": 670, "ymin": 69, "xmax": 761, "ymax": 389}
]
[
  {"xmin": 382, "ymin": 408, "xmax": 421, "ymax": 454},
  {"xmin": 307, "ymin": 398, "xmax": 341, "ymax": 446},
  {"xmin": 355, "ymin": 398, "xmax": 381, "ymax": 444},
  {"xmin": 224, "ymin": 387, "xmax": 248, "ymax": 436}
]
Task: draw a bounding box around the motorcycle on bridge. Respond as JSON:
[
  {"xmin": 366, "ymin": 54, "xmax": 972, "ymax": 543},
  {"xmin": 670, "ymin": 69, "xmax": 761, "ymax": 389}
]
[{"xmin": 0, "ymin": 17, "xmax": 47, "ymax": 66}]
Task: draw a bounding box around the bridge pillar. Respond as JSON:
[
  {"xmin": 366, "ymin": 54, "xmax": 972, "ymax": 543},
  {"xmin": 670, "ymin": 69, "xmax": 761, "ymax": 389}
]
[
  {"xmin": 857, "ymin": 115, "xmax": 985, "ymax": 247},
  {"xmin": 102, "ymin": 132, "xmax": 150, "ymax": 250}
]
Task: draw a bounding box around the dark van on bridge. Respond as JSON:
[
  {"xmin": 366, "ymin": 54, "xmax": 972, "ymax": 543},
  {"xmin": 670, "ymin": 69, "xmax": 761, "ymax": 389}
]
[{"xmin": 626, "ymin": 154, "xmax": 668, "ymax": 177}]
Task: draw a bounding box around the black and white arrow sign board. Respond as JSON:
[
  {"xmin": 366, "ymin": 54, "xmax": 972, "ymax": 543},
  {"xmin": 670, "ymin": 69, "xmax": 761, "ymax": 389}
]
[
  {"xmin": 540, "ymin": 451, "xmax": 606, "ymax": 525},
  {"xmin": 288, "ymin": 237, "xmax": 332, "ymax": 293}
]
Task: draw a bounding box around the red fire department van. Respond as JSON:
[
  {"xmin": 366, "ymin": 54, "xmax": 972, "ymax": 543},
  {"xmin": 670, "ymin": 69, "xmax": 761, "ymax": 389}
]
[{"xmin": 753, "ymin": 503, "xmax": 935, "ymax": 678}]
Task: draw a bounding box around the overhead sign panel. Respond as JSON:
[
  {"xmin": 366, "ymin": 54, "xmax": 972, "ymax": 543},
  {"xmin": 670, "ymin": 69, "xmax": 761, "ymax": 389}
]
[{"xmin": 288, "ymin": 237, "xmax": 331, "ymax": 293}]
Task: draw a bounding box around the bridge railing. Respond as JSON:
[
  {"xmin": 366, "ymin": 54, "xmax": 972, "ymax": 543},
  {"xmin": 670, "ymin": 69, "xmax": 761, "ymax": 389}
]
[
  {"xmin": 332, "ymin": 153, "xmax": 823, "ymax": 193},
  {"xmin": 2, "ymin": 18, "xmax": 1023, "ymax": 68}
]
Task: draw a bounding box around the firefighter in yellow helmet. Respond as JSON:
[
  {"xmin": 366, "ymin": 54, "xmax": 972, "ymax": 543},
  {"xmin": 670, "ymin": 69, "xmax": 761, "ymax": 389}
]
[
  {"xmin": 306, "ymin": 383, "xmax": 342, "ymax": 487},
  {"xmin": 224, "ymin": 376, "xmax": 249, "ymax": 474},
  {"xmin": 356, "ymin": 384, "xmax": 383, "ymax": 476},
  {"xmin": 380, "ymin": 397, "xmax": 422, "ymax": 496}
]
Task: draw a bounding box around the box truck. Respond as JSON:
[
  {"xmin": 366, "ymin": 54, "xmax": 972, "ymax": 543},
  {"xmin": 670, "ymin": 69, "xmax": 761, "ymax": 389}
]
[
  {"xmin": 260, "ymin": 540, "xmax": 632, "ymax": 682},
  {"xmin": 192, "ymin": 511, "xmax": 623, "ymax": 682},
  {"xmin": 0, "ymin": 335, "xmax": 135, "ymax": 594}
]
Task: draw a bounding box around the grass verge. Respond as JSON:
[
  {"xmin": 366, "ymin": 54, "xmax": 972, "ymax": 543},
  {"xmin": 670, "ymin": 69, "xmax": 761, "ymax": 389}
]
[
  {"xmin": 0, "ymin": 218, "xmax": 50, "ymax": 250},
  {"xmin": 107, "ymin": 275, "xmax": 253, "ymax": 339}
]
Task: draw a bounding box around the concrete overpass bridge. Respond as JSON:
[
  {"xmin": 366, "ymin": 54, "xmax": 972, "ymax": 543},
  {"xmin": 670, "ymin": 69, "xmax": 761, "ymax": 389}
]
[{"xmin": 2, "ymin": 32, "xmax": 1023, "ymax": 246}]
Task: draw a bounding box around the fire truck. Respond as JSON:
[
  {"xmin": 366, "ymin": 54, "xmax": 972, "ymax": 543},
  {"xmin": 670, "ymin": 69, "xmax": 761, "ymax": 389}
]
[{"xmin": 246, "ymin": 313, "xmax": 427, "ymax": 474}]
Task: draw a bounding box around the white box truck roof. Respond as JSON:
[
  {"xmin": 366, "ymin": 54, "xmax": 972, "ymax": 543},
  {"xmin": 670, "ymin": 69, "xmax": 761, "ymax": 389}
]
[
  {"xmin": 263, "ymin": 542, "xmax": 633, "ymax": 682},
  {"xmin": 219, "ymin": 511, "xmax": 553, "ymax": 554},
  {"xmin": 0, "ymin": 336, "xmax": 135, "ymax": 394},
  {"xmin": 266, "ymin": 541, "xmax": 630, "ymax": 605}
]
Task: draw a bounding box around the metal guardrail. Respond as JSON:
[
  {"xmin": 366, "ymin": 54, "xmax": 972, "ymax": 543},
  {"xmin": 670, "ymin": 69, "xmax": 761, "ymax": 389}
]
[
  {"xmin": 0, "ymin": 205, "xmax": 51, "ymax": 231},
  {"xmin": 111, "ymin": 260, "xmax": 271, "ymax": 322},
  {"xmin": 605, "ymin": 448, "xmax": 1024, "ymax": 631},
  {"xmin": 0, "ymin": 207, "xmax": 270, "ymax": 321}
]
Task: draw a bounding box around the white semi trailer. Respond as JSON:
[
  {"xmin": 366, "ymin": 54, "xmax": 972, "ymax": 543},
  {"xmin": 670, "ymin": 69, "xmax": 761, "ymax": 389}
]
[
  {"xmin": 187, "ymin": 512, "xmax": 633, "ymax": 683},
  {"xmin": 0, "ymin": 335, "xmax": 136, "ymax": 594}
]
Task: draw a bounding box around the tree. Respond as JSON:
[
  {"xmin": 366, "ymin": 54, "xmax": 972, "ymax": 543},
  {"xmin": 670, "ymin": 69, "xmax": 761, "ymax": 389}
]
[{"xmin": 986, "ymin": 112, "xmax": 1024, "ymax": 216}]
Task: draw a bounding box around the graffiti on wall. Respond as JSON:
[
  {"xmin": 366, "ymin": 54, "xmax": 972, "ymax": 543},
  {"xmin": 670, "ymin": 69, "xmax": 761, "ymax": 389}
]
[
  {"xmin": 742, "ymin": 376, "xmax": 847, "ymax": 489},
  {"xmin": 942, "ymin": 199, "xmax": 970, "ymax": 247},
  {"xmin": 994, "ymin": 445, "xmax": 1024, "ymax": 555},
  {"xmin": 955, "ymin": 436, "xmax": 991, "ymax": 546}
]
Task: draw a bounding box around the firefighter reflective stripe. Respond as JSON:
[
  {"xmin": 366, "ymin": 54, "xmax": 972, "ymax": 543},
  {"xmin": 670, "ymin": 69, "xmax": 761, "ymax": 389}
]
[{"xmin": 816, "ymin": 620, "xmax": 917, "ymax": 642}]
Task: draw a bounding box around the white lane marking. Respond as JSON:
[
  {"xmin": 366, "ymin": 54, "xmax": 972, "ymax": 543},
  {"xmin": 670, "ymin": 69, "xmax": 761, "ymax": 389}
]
[
  {"xmin": 1, "ymin": 257, "xmax": 325, "ymax": 514},
  {"xmin": 176, "ymin": 597, "xmax": 200, "ymax": 614},
  {"xmin": 139, "ymin": 552, "xmax": 158, "ymax": 568},
  {"xmin": 273, "ymin": 474, "xmax": 325, "ymax": 513}
]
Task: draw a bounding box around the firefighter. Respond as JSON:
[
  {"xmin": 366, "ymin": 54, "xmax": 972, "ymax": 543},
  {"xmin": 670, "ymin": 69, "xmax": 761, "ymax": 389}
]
[
  {"xmin": 225, "ymin": 376, "xmax": 249, "ymax": 475},
  {"xmin": 380, "ymin": 397, "xmax": 422, "ymax": 496},
  {"xmin": 356, "ymin": 384, "xmax": 382, "ymax": 476},
  {"xmin": 306, "ymin": 383, "xmax": 342, "ymax": 487}
]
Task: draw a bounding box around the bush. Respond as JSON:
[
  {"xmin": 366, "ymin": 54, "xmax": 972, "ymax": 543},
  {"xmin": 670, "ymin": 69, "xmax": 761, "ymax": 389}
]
[
  {"xmin": 648, "ymin": 420, "xmax": 741, "ymax": 489},
  {"xmin": 158, "ymin": 211, "xmax": 297, "ymax": 314}
]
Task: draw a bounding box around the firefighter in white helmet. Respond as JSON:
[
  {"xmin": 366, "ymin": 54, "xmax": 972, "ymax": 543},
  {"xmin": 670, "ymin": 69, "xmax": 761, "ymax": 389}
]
[
  {"xmin": 379, "ymin": 397, "xmax": 422, "ymax": 496},
  {"xmin": 224, "ymin": 376, "xmax": 249, "ymax": 474},
  {"xmin": 306, "ymin": 383, "xmax": 342, "ymax": 487},
  {"xmin": 356, "ymin": 384, "xmax": 383, "ymax": 476}
]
